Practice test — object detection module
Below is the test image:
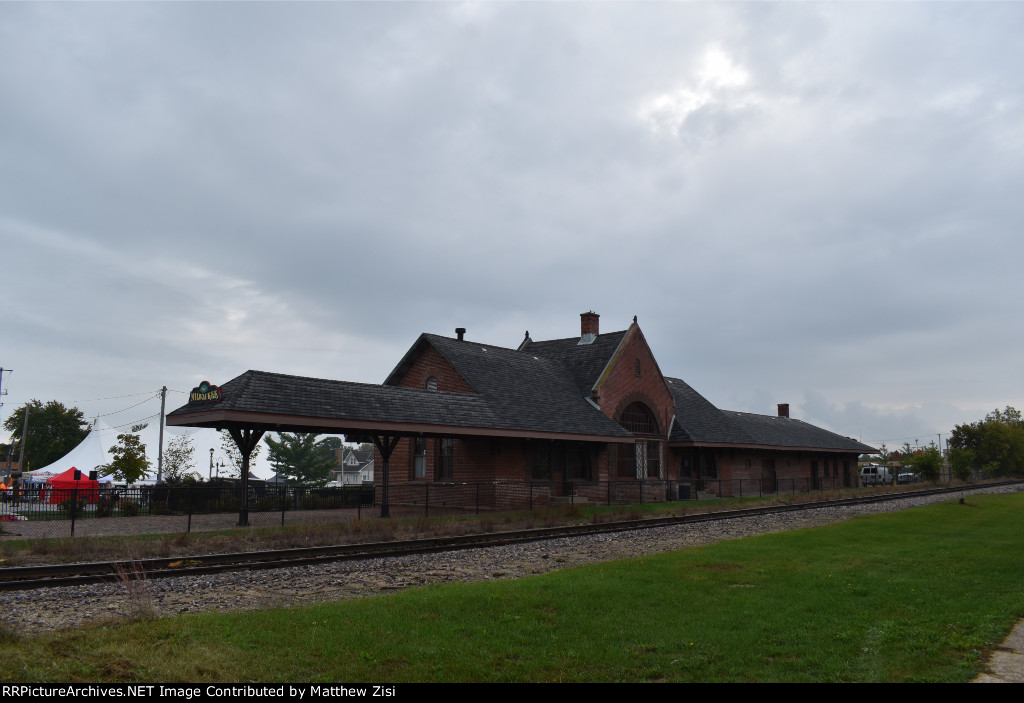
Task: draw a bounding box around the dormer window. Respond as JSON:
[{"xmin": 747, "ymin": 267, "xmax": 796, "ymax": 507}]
[{"xmin": 426, "ymin": 376, "xmax": 438, "ymax": 392}]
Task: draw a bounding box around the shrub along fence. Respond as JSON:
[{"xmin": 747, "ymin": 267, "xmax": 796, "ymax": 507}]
[{"xmin": 0, "ymin": 475, "xmax": 868, "ymax": 539}]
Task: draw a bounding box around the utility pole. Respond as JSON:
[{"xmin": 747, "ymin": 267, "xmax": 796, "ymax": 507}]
[
  {"xmin": 0, "ymin": 368, "xmax": 7, "ymax": 479},
  {"xmin": 18, "ymin": 404, "xmax": 29, "ymax": 474},
  {"xmin": 157, "ymin": 386, "xmax": 167, "ymax": 482},
  {"xmin": 0, "ymin": 367, "xmax": 8, "ymax": 413}
]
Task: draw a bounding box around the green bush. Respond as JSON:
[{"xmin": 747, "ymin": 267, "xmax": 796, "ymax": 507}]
[
  {"xmin": 58, "ymin": 497, "xmax": 87, "ymax": 514},
  {"xmin": 119, "ymin": 500, "xmax": 141, "ymax": 517},
  {"xmin": 301, "ymin": 494, "xmax": 327, "ymax": 510},
  {"xmin": 95, "ymin": 497, "xmax": 116, "ymax": 518}
]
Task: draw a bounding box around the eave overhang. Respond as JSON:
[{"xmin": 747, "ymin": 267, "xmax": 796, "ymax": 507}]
[
  {"xmin": 167, "ymin": 408, "xmax": 628, "ymax": 444},
  {"xmin": 668, "ymin": 439, "xmax": 873, "ymax": 453}
]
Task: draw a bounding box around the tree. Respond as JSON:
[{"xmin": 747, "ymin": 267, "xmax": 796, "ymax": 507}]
[
  {"xmin": 871, "ymin": 442, "xmax": 890, "ymax": 467},
  {"xmin": 3, "ymin": 400, "xmax": 90, "ymax": 470},
  {"xmin": 264, "ymin": 433, "xmax": 338, "ymax": 486},
  {"xmin": 903, "ymin": 441, "xmax": 943, "ymax": 481},
  {"xmin": 163, "ymin": 434, "xmax": 199, "ymax": 482},
  {"xmin": 949, "ymin": 446, "xmax": 975, "ymax": 482},
  {"xmin": 986, "ymin": 406, "xmax": 1023, "ymax": 426},
  {"xmin": 220, "ymin": 430, "xmax": 262, "ymax": 478},
  {"xmin": 949, "ymin": 406, "xmax": 1024, "ymax": 477},
  {"xmin": 319, "ymin": 436, "xmax": 343, "ymax": 452},
  {"xmin": 100, "ymin": 433, "xmax": 151, "ymax": 483}
]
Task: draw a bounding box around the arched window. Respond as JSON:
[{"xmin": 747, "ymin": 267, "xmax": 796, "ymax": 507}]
[
  {"xmin": 620, "ymin": 402, "xmax": 658, "ymax": 435},
  {"xmin": 425, "ymin": 376, "xmax": 438, "ymax": 392}
]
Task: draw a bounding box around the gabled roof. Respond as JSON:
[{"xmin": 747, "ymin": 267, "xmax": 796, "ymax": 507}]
[
  {"xmin": 340, "ymin": 447, "xmax": 374, "ymax": 473},
  {"xmin": 722, "ymin": 411, "xmax": 873, "ymax": 452},
  {"xmin": 519, "ymin": 330, "xmax": 628, "ymax": 396},
  {"xmin": 168, "ymin": 369, "xmax": 503, "ymax": 432},
  {"xmin": 168, "ymin": 365, "xmax": 632, "ymax": 441},
  {"xmin": 667, "ymin": 375, "xmax": 873, "ymax": 452},
  {"xmin": 168, "ymin": 321, "xmax": 872, "ymax": 453},
  {"xmin": 666, "ymin": 377, "xmax": 743, "ymax": 443},
  {"xmin": 388, "ymin": 333, "xmax": 632, "ymax": 438}
]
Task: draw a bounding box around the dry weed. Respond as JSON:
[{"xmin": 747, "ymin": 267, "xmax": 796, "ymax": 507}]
[{"xmin": 112, "ymin": 560, "xmax": 155, "ymax": 621}]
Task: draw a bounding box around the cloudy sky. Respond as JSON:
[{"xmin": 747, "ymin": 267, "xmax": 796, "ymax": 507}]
[{"xmin": 3, "ymin": 2, "xmax": 1023, "ymax": 471}]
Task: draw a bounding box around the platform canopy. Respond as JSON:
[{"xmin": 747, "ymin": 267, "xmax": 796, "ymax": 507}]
[
  {"xmin": 166, "ymin": 370, "xmax": 631, "ymax": 523},
  {"xmin": 165, "ymin": 370, "xmax": 630, "ymax": 442}
]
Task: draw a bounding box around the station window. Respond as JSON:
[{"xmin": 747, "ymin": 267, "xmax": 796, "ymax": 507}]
[
  {"xmin": 411, "ymin": 438, "xmax": 427, "ymax": 479},
  {"xmin": 437, "ymin": 438, "xmax": 453, "ymax": 479}
]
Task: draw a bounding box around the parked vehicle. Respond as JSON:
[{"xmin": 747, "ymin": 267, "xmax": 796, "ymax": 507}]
[
  {"xmin": 860, "ymin": 464, "xmax": 893, "ymax": 486},
  {"xmin": 897, "ymin": 471, "xmax": 919, "ymax": 484}
]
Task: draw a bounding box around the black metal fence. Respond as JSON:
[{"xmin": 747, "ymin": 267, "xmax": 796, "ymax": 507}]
[
  {"xmin": 0, "ymin": 476, "xmax": 870, "ymax": 539},
  {"xmin": 0, "ymin": 484, "xmax": 374, "ymax": 539}
]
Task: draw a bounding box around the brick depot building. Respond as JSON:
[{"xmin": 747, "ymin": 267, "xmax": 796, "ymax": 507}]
[{"xmin": 169, "ymin": 311, "xmax": 873, "ymax": 510}]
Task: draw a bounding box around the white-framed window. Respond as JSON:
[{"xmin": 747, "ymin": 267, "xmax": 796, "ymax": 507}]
[{"xmin": 412, "ymin": 437, "xmax": 427, "ymax": 479}]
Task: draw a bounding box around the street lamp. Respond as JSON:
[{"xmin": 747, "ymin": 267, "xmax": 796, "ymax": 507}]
[{"xmin": 209, "ymin": 448, "xmax": 214, "ymax": 479}]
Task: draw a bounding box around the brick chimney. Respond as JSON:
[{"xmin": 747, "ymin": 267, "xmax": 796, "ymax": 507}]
[
  {"xmin": 777, "ymin": 403, "xmax": 790, "ymax": 418},
  {"xmin": 580, "ymin": 311, "xmax": 600, "ymax": 337}
]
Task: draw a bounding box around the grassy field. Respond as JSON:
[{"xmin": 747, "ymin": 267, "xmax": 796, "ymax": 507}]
[{"xmin": 2, "ymin": 492, "xmax": 1023, "ymax": 682}]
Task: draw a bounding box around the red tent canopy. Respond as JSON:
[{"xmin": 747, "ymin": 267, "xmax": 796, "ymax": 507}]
[{"xmin": 45, "ymin": 467, "xmax": 100, "ymax": 504}]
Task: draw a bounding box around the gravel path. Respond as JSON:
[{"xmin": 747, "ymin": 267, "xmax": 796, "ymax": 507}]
[{"xmin": 2, "ymin": 486, "xmax": 1019, "ymax": 636}]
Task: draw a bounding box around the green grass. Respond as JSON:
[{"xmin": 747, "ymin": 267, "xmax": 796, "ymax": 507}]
[{"xmin": 3, "ymin": 493, "xmax": 1023, "ymax": 682}]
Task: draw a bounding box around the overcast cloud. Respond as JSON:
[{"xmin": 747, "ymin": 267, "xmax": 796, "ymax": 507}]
[{"xmin": 3, "ymin": 2, "xmax": 1023, "ymax": 472}]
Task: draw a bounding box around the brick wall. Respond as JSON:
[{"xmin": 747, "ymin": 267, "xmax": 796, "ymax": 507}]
[
  {"xmin": 593, "ymin": 325, "xmax": 676, "ymax": 438},
  {"xmin": 389, "ymin": 344, "xmax": 475, "ymax": 393}
]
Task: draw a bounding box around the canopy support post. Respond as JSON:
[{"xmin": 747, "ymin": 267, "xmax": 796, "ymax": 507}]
[
  {"xmin": 228, "ymin": 427, "xmax": 265, "ymax": 526},
  {"xmin": 371, "ymin": 432, "xmax": 400, "ymax": 518}
]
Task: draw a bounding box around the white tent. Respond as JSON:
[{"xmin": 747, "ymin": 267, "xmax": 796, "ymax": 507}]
[
  {"xmin": 27, "ymin": 417, "xmax": 268, "ymax": 483},
  {"xmin": 30, "ymin": 418, "xmax": 117, "ymax": 482}
]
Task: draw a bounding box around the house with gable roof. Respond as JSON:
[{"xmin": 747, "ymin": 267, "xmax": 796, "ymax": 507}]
[{"xmin": 332, "ymin": 445, "xmax": 374, "ymax": 485}]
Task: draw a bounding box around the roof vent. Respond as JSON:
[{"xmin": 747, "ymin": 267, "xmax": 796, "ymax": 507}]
[{"xmin": 456, "ymin": 327, "xmax": 466, "ymax": 341}]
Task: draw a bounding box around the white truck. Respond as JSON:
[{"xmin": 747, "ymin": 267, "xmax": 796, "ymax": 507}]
[{"xmin": 860, "ymin": 464, "xmax": 893, "ymax": 486}]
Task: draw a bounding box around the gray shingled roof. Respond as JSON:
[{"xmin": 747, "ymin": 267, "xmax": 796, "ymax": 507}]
[
  {"xmin": 666, "ymin": 377, "xmax": 744, "ymax": 443},
  {"xmin": 167, "ymin": 370, "xmax": 502, "ymax": 428},
  {"xmin": 170, "ymin": 329, "xmax": 871, "ymax": 452},
  {"xmin": 392, "ymin": 333, "xmax": 631, "ymax": 437},
  {"xmin": 169, "ymin": 357, "xmax": 632, "ymax": 439},
  {"xmin": 519, "ymin": 330, "xmax": 628, "ymax": 396},
  {"xmin": 722, "ymin": 411, "xmax": 874, "ymax": 452},
  {"xmin": 667, "ymin": 376, "xmax": 873, "ymax": 452}
]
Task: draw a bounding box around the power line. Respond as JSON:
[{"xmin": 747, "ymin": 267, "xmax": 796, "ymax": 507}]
[
  {"xmin": 100, "ymin": 414, "xmax": 162, "ymax": 432},
  {"xmin": 93, "ymin": 393, "xmax": 161, "ymax": 418},
  {"xmin": 70, "ymin": 390, "xmax": 161, "ymax": 403}
]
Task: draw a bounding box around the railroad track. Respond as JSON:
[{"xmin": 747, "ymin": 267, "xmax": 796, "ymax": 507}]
[{"xmin": 1, "ymin": 482, "xmax": 1017, "ymax": 592}]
